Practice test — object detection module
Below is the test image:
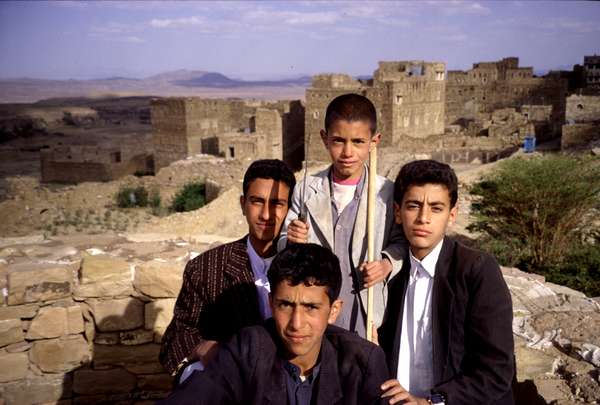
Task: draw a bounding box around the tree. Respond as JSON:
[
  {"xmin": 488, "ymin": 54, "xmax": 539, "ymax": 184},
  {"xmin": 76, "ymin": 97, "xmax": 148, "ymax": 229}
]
[{"xmin": 468, "ymin": 155, "xmax": 600, "ymax": 270}]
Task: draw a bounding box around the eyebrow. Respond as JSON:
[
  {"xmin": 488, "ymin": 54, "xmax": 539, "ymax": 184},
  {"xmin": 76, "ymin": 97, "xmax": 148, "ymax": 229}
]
[{"xmin": 405, "ymin": 199, "xmax": 447, "ymax": 206}]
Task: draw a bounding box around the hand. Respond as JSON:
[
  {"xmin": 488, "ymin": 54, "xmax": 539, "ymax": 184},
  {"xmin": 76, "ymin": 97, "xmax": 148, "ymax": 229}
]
[
  {"xmin": 191, "ymin": 340, "xmax": 220, "ymax": 365},
  {"xmin": 360, "ymin": 258, "xmax": 392, "ymax": 288},
  {"xmin": 287, "ymin": 219, "xmax": 309, "ymax": 244},
  {"xmin": 380, "ymin": 379, "xmax": 429, "ymax": 405}
]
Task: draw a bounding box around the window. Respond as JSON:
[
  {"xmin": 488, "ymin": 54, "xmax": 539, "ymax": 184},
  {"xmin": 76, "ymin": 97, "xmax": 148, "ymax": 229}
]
[
  {"xmin": 229, "ymin": 147, "xmax": 235, "ymax": 158},
  {"xmin": 313, "ymin": 111, "xmax": 319, "ymax": 119},
  {"xmin": 395, "ymin": 95, "xmax": 403, "ymax": 105}
]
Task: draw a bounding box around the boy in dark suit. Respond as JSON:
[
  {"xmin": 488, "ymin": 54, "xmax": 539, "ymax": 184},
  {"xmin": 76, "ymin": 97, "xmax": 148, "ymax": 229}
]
[
  {"xmin": 159, "ymin": 243, "xmax": 390, "ymax": 405},
  {"xmin": 379, "ymin": 160, "xmax": 514, "ymax": 405}
]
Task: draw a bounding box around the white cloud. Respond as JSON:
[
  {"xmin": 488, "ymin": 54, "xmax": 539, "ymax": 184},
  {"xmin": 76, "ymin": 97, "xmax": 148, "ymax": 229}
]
[
  {"xmin": 244, "ymin": 10, "xmax": 341, "ymax": 26},
  {"xmin": 149, "ymin": 16, "xmax": 205, "ymax": 28},
  {"xmin": 424, "ymin": 0, "xmax": 491, "ymax": 16}
]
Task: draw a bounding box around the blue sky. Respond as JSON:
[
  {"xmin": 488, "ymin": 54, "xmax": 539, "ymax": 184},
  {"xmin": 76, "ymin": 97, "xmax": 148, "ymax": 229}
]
[{"xmin": 0, "ymin": 0, "xmax": 599, "ymax": 80}]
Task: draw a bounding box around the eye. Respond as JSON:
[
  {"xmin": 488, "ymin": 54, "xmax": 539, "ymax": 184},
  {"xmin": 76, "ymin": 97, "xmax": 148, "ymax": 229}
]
[{"xmin": 431, "ymin": 206, "xmax": 444, "ymax": 213}]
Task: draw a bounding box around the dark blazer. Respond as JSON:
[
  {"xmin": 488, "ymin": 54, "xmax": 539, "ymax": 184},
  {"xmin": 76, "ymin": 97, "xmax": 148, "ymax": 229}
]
[
  {"xmin": 158, "ymin": 320, "xmax": 390, "ymax": 405},
  {"xmin": 378, "ymin": 237, "xmax": 515, "ymax": 405},
  {"xmin": 159, "ymin": 237, "xmax": 263, "ymax": 374}
]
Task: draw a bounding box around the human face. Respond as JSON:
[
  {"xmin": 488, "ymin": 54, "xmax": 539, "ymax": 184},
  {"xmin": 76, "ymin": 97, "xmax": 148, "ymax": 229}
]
[
  {"xmin": 270, "ymin": 280, "xmax": 342, "ymax": 375},
  {"xmin": 240, "ymin": 178, "xmax": 290, "ymax": 257},
  {"xmin": 395, "ymin": 184, "xmax": 457, "ymax": 260},
  {"xmin": 320, "ymin": 120, "xmax": 380, "ymax": 181}
]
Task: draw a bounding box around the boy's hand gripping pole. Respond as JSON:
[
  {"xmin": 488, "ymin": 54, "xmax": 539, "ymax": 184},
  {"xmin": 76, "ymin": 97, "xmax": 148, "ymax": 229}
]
[{"xmin": 366, "ymin": 144, "xmax": 377, "ymax": 343}]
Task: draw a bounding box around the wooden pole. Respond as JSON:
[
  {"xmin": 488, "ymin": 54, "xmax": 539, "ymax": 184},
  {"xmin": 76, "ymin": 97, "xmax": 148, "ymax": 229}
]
[{"xmin": 366, "ymin": 144, "xmax": 377, "ymax": 343}]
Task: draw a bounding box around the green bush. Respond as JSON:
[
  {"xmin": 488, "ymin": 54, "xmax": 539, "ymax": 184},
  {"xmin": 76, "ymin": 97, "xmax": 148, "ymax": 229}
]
[
  {"xmin": 468, "ymin": 155, "xmax": 600, "ymax": 295},
  {"xmin": 170, "ymin": 181, "xmax": 206, "ymax": 212},
  {"xmin": 116, "ymin": 186, "xmax": 149, "ymax": 208}
]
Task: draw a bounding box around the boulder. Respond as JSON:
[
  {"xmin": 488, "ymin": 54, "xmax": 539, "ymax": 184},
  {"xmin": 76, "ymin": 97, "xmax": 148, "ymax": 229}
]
[
  {"xmin": 67, "ymin": 304, "xmax": 84, "ymax": 334},
  {"xmin": 120, "ymin": 329, "xmax": 154, "ymax": 345},
  {"xmin": 133, "ymin": 260, "xmax": 184, "ymax": 298},
  {"xmin": 0, "ymin": 318, "xmax": 24, "ymax": 347},
  {"xmin": 73, "ymin": 368, "xmax": 137, "ymax": 395},
  {"xmin": 137, "ymin": 373, "xmax": 173, "ymax": 391},
  {"xmin": 26, "ymin": 306, "xmax": 68, "ymax": 339},
  {"xmin": 0, "ymin": 303, "xmax": 39, "ymax": 319},
  {"xmin": 7, "ymin": 262, "xmax": 75, "ymax": 305},
  {"xmin": 74, "ymin": 254, "xmax": 133, "ymax": 298},
  {"xmin": 0, "ymin": 352, "xmax": 29, "ymax": 382},
  {"xmin": 145, "ymin": 299, "xmax": 176, "ymax": 331},
  {"xmin": 88, "ymin": 298, "xmax": 144, "ymax": 332},
  {"xmin": 93, "ymin": 343, "xmax": 160, "ymax": 368},
  {"xmin": 1, "ymin": 374, "xmax": 71, "ymax": 404},
  {"xmin": 29, "ymin": 335, "xmax": 91, "ymax": 373}
]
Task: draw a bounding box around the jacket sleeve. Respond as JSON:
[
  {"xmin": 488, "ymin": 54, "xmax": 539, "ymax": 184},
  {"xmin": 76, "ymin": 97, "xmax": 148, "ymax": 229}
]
[
  {"xmin": 362, "ymin": 345, "xmax": 392, "ymax": 405},
  {"xmin": 159, "ymin": 259, "xmax": 209, "ymax": 374},
  {"xmin": 434, "ymin": 254, "xmax": 515, "ymax": 404},
  {"xmin": 380, "ymin": 180, "xmax": 407, "ymax": 281}
]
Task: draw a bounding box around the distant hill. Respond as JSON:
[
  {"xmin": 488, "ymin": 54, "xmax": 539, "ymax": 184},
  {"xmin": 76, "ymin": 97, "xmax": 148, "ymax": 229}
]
[{"xmin": 0, "ymin": 69, "xmax": 310, "ymax": 103}]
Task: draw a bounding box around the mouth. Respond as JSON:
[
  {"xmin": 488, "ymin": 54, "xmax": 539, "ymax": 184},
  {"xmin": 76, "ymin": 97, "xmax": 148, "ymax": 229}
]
[
  {"xmin": 285, "ymin": 333, "xmax": 309, "ymax": 343},
  {"xmin": 338, "ymin": 160, "xmax": 357, "ymax": 167},
  {"xmin": 412, "ymin": 229, "xmax": 431, "ymax": 237},
  {"xmin": 256, "ymin": 223, "xmax": 275, "ymax": 229}
]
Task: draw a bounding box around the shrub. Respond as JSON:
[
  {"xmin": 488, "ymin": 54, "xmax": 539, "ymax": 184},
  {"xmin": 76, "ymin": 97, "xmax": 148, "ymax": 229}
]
[
  {"xmin": 468, "ymin": 155, "xmax": 600, "ymax": 296},
  {"xmin": 116, "ymin": 186, "xmax": 149, "ymax": 208},
  {"xmin": 170, "ymin": 181, "xmax": 206, "ymax": 212}
]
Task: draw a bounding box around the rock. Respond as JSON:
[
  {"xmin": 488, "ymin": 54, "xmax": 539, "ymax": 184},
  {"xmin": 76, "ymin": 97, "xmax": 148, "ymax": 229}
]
[
  {"xmin": 67, "ymin": 304, "xmax": 84, "ymax": 334},
  {"xmin": 133, "ymin": 260, "xmax": 184, "ymax": 298},
  {"xmin": 124, "ymin": 362, "xmax": 166, "ymax": 374},
  {"xmin": 22, "ymin": 244, "xmax": 78, "ymax": 261},
  {"xmin": 0, "ymin": 303, "xmax": 39, "ymax": 319},
  {"xmin": 0, "ymin": 234, "xmax": 45, "ymax": 249},
  {"xmin": 0, "ymin": 352, "xmax": 29, "ymax": 382},
  {"xmin": 88, "ymin": 298, "xmax": 144, "ymax": 332},
  {"xmin": 137, "ymin": 373, "xmax": 173, "ymax": 391},
  {"xmin": 5, "ymin": 341, "xmax": 31, "ymax": 353},
  {"xmin": 533, "ymin": 377, "xmax": 573, "ymax": 403},
  {"xmin": 578, "ymin": 343, "xmax": 600, "ymax": 367},
  {"xmin": 26, "ymin": 306, "xmax": 68, "ymax": 339},
  {"xmin": 0, "ymin": 318, "xmax": 24, "ymax": 347},
  {"xmin": 73, "ymin": 368, "xmax": 137, "ymax": 395},
  {"xmin": 74, "ymin": 254, "xmax": 133, "ymax": 298},
  {"xmin": 7, "ymin": 262, "xmax": 76, "ymax": 305},
  {"xmin": 145, "ymin": 299, "xmax": 176, "ymax": 331},
  {"xmin": 1, "ymin": 374, "xmax": 72, "ymax": 404},
  {"xmin": 29, "ymin": 335, "xmax": 91, "ymax": 373},
  {"xmin": 93, "ymin": 343, "xmax": 160, "ymax": 368},
  {"xmin": 120, "ymin": 329, "xmax": 154, "ymax": 345},
  {"xmin": 94, "ymin": 332, "xmax": 120, "ymax": 345}
]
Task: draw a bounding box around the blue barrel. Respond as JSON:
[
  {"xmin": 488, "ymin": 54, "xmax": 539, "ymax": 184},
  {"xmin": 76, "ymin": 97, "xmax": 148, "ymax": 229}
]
[{"xmin": 523, "ymin": 136, "xmax": 536, "ymax": 153}]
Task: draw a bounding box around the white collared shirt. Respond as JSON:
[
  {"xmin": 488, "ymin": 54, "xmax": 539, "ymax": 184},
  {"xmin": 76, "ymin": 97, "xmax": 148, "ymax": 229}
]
[
  {"xmin": 246, "ymin": 238, "xmax": 274, "ymax": 321},
  {"xmin": 397, "ymin": 239, "xmax": 444, "ymax": 398}
]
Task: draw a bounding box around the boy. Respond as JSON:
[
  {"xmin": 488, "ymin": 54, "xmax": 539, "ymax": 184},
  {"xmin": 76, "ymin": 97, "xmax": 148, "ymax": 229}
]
[
  {"xmin": 279, "ymin": 93, "xmax": 405, "ymax": 338},
  {"xmin": 379, "ymin": 160, "xmax": 514, "ymax": 405},
  {"xmin": 160, "ymin": 159, "xmax": 295, "ymax": 383},
  {"xmin": 159, "ymin": 244, "xmax": 390, "ymax": 405}
]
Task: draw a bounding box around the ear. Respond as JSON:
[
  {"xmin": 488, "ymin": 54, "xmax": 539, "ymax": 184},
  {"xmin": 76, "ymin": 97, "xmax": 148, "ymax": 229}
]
[
  {"xmin": 327, "ymin": 299, "xmax": 343, "ymax": 324},
  {"xmin": 447, "ymin": 204, "xmax": 458, "ymax": 227},
  {"xmin": 320, "ymin": 129, "xmax": 328, "ymax": 148},
  {"xmin": 394, "ymin": 202, "xmax": 402, "ymax": 225},
  {"xmin": 240, "ymin": 195, "xmax": 246, "ymax": 216},
  {"xmin": 370, "ymin": 132, "xmax": 381, "ymax": 149}
]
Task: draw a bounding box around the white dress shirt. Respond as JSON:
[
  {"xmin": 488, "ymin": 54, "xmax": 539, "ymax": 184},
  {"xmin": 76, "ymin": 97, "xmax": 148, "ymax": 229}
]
[
  {"xmin": 397, "ymin": 239, "xmax": 444, "ymax": 398},
  {"xmin": 180, "ymin": 239, "xmax": 274, "ymax": 384}
]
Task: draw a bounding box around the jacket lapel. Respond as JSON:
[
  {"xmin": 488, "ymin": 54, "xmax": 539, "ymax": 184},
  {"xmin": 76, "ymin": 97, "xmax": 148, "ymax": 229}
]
[
  {"xmin": 432, "ymin": 238, "xmax": 455, "ymax": 384},
  {"xmin": 306, "ymin": 172, "xmax": 334, "ymax": 250},
  {"xmin": 387, "ymin": 257, "xmax": 411, "ymax": 375},
  {"xmin": 315, "ymin": 337, "xmax": 343, "ymax": 405}
]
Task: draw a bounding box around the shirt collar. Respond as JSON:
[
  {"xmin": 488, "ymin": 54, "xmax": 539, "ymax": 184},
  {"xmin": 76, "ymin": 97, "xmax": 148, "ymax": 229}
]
[{"xmin": 409, "ymin": 239, "xmax": 444, "ymax": 279}]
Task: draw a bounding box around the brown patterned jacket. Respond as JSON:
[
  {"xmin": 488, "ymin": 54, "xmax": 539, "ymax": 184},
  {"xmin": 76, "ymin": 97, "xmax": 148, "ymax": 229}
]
[{"xmin": 159, "ymin": 236, "xmax": 262, "ymax": 375}]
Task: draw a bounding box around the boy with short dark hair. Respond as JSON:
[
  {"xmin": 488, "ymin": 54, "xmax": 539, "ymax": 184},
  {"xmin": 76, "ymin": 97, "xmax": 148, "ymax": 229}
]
[
  {"xmin": 379, "ymin": 159, "xmax": 514, "ymax": 405},
  {"xmin": 159, "ymin": 243, "xmax": 390, "ymax": 405},
  {"xmin": 279, "ymin": 93, "xmax": 406, "ymax": 338}
]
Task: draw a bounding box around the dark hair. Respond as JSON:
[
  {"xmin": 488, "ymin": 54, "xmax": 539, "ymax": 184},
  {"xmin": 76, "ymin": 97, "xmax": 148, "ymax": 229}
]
[
  {"xmin": 394, "ymin": 159, "xmax": 458, "ymax": 207},
  {"xmin": 243, "ymin": 159, "xmax": 296, "ymax": 205},
  {"xmin": 268, "ymin": 243, "xmax": 341, "ymax": 303},
  {"xmin": 324, "ymin": 93, "xmax": 377, "ymax": 134}
]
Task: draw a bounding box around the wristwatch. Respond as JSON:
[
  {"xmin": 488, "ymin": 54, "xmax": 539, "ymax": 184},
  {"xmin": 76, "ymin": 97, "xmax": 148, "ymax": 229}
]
[{"xmin": 428, "ymin": 392, "xmax": 446, "ymax": 405}]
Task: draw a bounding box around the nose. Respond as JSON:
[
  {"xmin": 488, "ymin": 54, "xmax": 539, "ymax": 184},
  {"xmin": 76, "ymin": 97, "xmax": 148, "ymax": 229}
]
[
  {"xmin": 290, "ymin": 306, "xmax": 304, "ymax": 330},
  {"xmin": 341, "ymin": 141, "xmax": 352, "ymax": 157},
  {"xmin": 259, "ymin": 202, "xmax": 271, "ymax": 221},
  {"xmin": 417, "ymin": 206, "xmax": 431, "ymax": 224}
]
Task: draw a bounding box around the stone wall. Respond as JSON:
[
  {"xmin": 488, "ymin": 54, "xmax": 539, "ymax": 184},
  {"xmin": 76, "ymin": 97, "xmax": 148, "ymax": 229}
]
[
  {"xmin": 566, "ymin": 94, "xmax": 600, "ymax": 123},
  {"xmin": 0, "ymin": 237, "xmax": 200, "ymax": 404}
]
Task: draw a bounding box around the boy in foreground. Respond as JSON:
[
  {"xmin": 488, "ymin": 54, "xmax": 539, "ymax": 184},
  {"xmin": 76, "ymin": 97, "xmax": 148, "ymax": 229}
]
[
  {"xmin": 158, "ymin": 243, "xmax": 390, "ymax": 405},
  {"xmin": 280, "ymin": 93, "xmax": 405, "ymax": 338},
  {"xmin": 379, "ymin": 160, "xmax": 514, "ymax": 405}
]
